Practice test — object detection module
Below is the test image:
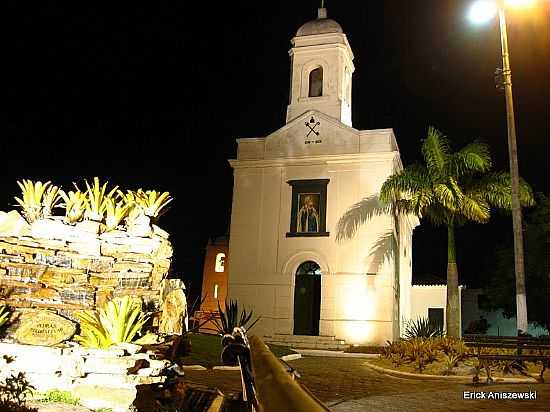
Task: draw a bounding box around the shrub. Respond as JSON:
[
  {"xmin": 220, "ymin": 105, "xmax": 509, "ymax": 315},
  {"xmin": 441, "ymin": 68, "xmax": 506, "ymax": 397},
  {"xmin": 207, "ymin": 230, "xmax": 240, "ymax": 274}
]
[
  {"xmin": 213, "ymin": 300, "xmax": 260, "ymax": 336},
  {"xmin": 75, "ymin": 296, "xmax": 149, "ymax": 348},
  {"xmin": 0, "ymin": 372, "xmax": 36, "ymax": 412},
  {"xmin": 404, "ymin": 317, "xmax": 444, "ymax": 339}
]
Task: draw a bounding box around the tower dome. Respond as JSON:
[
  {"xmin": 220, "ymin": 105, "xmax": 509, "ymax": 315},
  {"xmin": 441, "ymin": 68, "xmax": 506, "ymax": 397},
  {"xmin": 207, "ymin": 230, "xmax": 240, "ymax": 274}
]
[{"xmin": 296, "ymin": 8, "xmax": 343, "ymax": 37}]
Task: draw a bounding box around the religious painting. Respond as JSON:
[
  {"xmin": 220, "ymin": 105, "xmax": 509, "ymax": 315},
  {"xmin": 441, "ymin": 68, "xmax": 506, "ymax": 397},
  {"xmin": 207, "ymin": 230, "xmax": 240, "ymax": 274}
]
[
  {"xmin": 297, "ymin": 193, "xmax": 320, "ymax": 233},
  {"xmin": 287, "ymin": 179, "xmax": 330, "ymax": 237}
]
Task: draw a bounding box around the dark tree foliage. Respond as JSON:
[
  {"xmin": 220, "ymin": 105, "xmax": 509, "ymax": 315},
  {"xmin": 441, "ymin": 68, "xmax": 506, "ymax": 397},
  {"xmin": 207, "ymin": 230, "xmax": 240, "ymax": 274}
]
[{"xmin": 483, "ymin": 194, "xmax": 550, "ymax": 333}]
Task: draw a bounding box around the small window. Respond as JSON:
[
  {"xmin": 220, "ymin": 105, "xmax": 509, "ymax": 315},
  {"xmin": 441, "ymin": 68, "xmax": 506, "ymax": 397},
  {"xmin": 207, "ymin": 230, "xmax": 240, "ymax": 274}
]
[
  {"xmin": 308, "ymin": 67, "xmax": 323, "ymax": 97},
  {"xmin": 214, "ymin": 284, "xmax": 219, "ymax": 299},
  {"xmin": 428, "ymin": 308, "xmax": 444, "ymax": 327},
  {"xmin": 215, "ymin": 253, "xmax": 225, "ymax": 272}
]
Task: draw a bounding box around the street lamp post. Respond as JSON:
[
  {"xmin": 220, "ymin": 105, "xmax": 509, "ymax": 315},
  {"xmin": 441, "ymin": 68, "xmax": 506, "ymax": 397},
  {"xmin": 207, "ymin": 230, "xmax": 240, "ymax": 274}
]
[
  {"xmin": 497, "ymin": 5, "xmax": 528, "ymax": 336},
  {"xmin": 469, "ymin": 0, "xmax": 531, "ymax": 335}
]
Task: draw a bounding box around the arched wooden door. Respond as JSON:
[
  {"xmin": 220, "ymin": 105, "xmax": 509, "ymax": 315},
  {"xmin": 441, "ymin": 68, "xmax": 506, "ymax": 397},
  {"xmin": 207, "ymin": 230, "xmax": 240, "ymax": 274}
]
[{"xmin": 293, "ymin": 261, "xmax": 321, "ymax": 336}]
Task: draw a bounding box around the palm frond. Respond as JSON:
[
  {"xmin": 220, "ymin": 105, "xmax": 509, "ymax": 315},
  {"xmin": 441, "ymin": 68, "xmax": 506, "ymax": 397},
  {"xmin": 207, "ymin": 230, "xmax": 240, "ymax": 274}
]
[
  {"xmin": 468, "ymin": 172, "xmax": 535, "ymax": 211},
  {"xmin": 379, "ymin": 164, "xmax": 432, "ymax": 203},
  {"xmin": 421, "ymin": 127, "xmax": 450, "ymax": 177},
  {"xmin": 459, "ymin": 195, "xmax": 490, "ymax": 223},
  {"xmin": 445, "ymin": 142, "xmax": 492, "ymax": 177}
]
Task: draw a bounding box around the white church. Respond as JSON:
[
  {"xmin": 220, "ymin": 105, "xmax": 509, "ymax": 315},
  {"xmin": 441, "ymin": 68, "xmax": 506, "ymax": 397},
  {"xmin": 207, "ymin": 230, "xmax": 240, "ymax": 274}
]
[{"xmin": 226, "ymin": 7, "xmax": 449, "ymax": 346}]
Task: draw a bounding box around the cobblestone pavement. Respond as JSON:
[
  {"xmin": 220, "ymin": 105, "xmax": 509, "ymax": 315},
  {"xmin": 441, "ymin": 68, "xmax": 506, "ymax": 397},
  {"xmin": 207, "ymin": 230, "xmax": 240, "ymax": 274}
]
[{"xmin": 183, "ymin": 357, "xmax": 550, "ymax": 411}]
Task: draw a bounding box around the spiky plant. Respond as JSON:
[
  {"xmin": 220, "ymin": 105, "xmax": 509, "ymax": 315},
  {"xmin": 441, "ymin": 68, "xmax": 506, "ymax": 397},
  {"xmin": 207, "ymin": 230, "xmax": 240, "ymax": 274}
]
[
  {"xmin": 213, "ymin": 299, "xmax": 260, "ymax": 336},
  {"xmin": 337, "ymin": 127, "xmax": 535, "ymax": 337},
  {"xmin": 134, "ymin": 189, "xmax": 173, "ymax": 219},
  {"xmin": 104, "ymin": 197, "xmax": 132, "ymax": 232},
  {"xmin": 14, "ymin": 180, "xmax": 52, "ymax": 223},
  {"xmin": 60, "ymin": 190, "xmax": 88, "ymax": 223},
  {"xmin": 0, "ymin": 305, "xmax": 10, "ymax": 329},
  {"xmin": 80, "ymin": 177, "xmax": 118, "ymax": 221},
  {"xmin": 404, "ymin": 317, "xmax": 444, "ymax": 339},
  {"xmin": 73, "ymin": 310, "xmax": 111, "ymax": 348},
  {"xmin": 116, "ymin": 189, "xmax": 137, "ymax": 207},
  {"xmin": 74, "ymin": 296, "xmax": 149, "ymax": 348},
  {"xmin": 41, "ymin": 185, "xmax": 64, "ymax": 217}
]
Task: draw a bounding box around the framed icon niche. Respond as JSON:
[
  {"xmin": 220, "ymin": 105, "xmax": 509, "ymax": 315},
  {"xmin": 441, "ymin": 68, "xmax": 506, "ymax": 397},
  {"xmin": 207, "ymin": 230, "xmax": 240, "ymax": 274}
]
[{"xmin": 286, "ymin": 179, "xmax": 330, "ymax": 237}]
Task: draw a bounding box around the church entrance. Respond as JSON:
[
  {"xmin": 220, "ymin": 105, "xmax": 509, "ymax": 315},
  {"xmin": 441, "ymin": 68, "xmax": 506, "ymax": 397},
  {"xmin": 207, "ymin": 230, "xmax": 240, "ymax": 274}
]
[{"xmin": 293, "ymin": 261, "xmax": 321, "ymax": 336}]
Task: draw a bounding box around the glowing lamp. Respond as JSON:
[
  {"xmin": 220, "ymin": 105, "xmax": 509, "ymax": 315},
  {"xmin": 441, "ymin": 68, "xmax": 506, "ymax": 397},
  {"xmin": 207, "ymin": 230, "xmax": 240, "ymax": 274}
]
[{"xmin": 468, "ymin": 1, "xmax": 498, "ymax": 24}]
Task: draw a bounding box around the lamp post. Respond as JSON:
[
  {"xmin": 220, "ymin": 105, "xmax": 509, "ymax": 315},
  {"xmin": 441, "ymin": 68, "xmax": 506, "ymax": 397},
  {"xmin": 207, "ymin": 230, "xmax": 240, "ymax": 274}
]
[{"xmin": 469, "ymin": 0, "xmax": 534, "ymax": 335}]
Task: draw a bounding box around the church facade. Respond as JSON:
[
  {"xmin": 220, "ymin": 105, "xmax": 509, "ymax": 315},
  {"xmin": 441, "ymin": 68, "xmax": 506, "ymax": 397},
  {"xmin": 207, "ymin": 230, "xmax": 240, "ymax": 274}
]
[{"xmin": 226, "ymin": 8, "xmax": 439, "ymax": 345}]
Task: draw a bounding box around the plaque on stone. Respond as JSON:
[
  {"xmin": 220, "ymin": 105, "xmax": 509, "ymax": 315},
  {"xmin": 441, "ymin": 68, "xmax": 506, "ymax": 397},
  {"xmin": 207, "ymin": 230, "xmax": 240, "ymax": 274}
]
[{"xmin": 15, "ymin": 310, "xmax": 76, "ymax": 346}]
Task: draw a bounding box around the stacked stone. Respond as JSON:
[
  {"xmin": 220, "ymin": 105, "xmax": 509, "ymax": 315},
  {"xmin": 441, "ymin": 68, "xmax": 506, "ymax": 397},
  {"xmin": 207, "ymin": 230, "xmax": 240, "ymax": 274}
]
[
  {"xmin": 0, "ymin": 341, "xmax": 173, "ymax": 411},
  {"xmin": 0, "ymin": 217, "xmax": 173, "ymax": 315}
]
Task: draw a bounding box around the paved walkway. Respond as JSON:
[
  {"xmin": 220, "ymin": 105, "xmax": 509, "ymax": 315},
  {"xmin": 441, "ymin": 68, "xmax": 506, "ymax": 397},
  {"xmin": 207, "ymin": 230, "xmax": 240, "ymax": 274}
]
[{"xmin": 183, "ymin": 357, "xmax": 550, "ymax": 411}]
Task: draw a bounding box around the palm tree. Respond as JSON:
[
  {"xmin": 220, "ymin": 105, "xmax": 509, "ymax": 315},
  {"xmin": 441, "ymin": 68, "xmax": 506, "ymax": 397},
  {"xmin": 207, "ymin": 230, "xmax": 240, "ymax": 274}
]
[{"xmin": 337, "ymin": 127, "xmax": 534, "ymax": 337}]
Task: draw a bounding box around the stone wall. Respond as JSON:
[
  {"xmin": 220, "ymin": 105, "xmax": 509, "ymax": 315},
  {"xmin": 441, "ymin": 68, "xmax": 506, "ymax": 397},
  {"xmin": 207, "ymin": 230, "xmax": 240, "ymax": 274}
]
[
  {"xmin": 0, "ymin": 214, "xmax": 173, "ymax": 318},
  {"xmin": 0, "ymin": 341, "xmax": 174, "ymax": 411}
]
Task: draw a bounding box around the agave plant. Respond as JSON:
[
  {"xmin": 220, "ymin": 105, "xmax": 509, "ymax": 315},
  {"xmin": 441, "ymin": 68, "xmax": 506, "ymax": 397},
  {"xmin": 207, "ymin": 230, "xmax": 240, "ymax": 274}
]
[
  {"xmin": 41, "ymin": 185, "xmax": 64, "ymax": 217},
  {"xmin": 0, "ymin": 305, "xmax": 10, "ymax": 329},
  {"xmin": 213, "ymin": 299, "xmax": 260, "ymax": 336},
  {"xmin": 74, "ymin": 296, "xmax": 149, "ymax": 348},
  {"xmin": 60, "ymin": 190, "xmax": 88, "ymax": 223},
  {"xmin": 80, "ymin": 177, "xmax": 118, "ymax": 221},
  {"xmin": 14, "ymin": 180, "xmax": 52, "ymax": 223},
  {"xmin": 104, "ymin": 197, "xmax": 132, "ymax": 232},
  {"xmin": 404, "ymin": 317, "xmax": 444, "ymax": 339},
  {"xmin": 134, "ymin": 189, "xmax": 173, "ymax": 219}
]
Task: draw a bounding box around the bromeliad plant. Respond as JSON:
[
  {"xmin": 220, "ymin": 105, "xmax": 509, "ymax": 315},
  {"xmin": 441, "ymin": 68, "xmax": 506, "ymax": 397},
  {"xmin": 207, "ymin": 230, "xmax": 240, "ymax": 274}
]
[
  {"xmin": 74, "ymin": 296, "xmax": 149, "ymax": 348},
  {"xmin": 134, "ymin": 189, "xmax": 173, "ymax": 219},
  {"xmin": 60, "ymin": 190, "xmax": 88, "ymax": 223},
  {"xmin": 81, "ymin": 177, "xmax": 118, "ymax": 222},
  {"xmin": 14, "ymin": 180, "xmax": 61, "ymax": 223},
  {"xmin": 213, "ymin": 299, "xmax": 260, "ymax": 336},
  {"xmin": 11, "ymin": 178, "xmax": 173, "ymax": 228},
  {"xmin": 104, "ymin": 197, "xmax": 133, "ymax": 232}
]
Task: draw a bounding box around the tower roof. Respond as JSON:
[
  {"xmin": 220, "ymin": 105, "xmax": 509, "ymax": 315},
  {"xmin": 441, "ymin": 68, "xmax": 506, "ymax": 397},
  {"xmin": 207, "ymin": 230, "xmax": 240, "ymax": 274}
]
[{"xmin": 296, "ymin": 7, "xmax": 343, "ymax": 37}]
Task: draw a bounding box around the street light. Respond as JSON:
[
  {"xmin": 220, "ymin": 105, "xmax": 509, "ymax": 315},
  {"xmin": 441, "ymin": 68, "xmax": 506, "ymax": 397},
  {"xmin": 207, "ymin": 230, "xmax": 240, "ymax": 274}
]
[{"xmin": 468, "ymin": 0, "xmax": 536, "ymax": 335}]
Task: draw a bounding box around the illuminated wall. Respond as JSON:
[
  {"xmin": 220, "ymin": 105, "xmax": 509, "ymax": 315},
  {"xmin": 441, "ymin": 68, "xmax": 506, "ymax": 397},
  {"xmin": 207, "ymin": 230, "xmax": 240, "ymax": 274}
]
[{"xmin": 199, "ymin": 237, "xmax": 229, "ymax": 313}]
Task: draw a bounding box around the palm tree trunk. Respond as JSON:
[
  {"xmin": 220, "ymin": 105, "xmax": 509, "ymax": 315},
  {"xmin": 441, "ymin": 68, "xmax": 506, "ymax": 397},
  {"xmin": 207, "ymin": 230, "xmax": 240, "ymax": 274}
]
[{"xmin": 446, "ymin": 223, "xmax": 460, "ymax": 338}]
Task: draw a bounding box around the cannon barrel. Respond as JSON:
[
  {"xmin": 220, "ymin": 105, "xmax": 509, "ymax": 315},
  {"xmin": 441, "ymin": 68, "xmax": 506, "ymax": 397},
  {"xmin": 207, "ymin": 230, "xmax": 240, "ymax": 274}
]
[{"xmin": 248, "ymin": 335, "xmax": 330, "ymax": 412}]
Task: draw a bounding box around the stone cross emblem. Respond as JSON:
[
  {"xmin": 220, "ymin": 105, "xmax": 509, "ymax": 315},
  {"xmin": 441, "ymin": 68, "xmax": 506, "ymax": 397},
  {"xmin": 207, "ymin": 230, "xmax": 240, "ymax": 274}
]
[{"xmin": 305, "ymin": 116, "xmax": 320, "ymax": 138}]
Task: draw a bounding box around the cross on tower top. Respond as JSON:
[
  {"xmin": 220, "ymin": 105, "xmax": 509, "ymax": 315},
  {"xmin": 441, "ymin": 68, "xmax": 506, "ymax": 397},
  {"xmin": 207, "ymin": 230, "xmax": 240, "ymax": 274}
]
[{"xmin": 318, "ymin": 0, "xmax": 327, "ymax": 19}]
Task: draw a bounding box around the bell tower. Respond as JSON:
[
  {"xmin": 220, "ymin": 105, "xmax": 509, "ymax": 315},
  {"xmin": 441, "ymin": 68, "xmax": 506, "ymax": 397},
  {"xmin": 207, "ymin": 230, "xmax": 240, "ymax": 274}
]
[{"xmin": 286, "ymin": 6, "xmax": 355, "ymax": 127}]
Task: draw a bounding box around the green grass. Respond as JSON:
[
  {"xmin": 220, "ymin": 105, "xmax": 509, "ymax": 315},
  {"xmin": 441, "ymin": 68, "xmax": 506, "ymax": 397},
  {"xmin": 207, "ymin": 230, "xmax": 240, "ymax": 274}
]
[
  {"xmin": 181, "ymin": 333, "xmax": 297, "ymax": 368},
  {"xmin": 37, "ymin": 390, "xmax": 79, "ymax": 405}
]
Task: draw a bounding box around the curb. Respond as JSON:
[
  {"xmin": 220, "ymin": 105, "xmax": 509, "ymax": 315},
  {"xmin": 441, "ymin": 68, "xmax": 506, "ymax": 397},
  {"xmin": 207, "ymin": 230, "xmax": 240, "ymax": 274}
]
[
  {"xmin": 281, "ymin": 353, "xmax": 302, "ymax": 362},
  {"xmin": 212, "ymin": 365, "xmax": 241, "ymax": 371},
  {"xmin": 364, "ymin": 361, "xmax": 539, "ymax": 384},
  {"xmin": 295, "ymin": 349, "xmax": 380, "ymax": 359},
  {"xmin": 181, "ymin": 365, "xmax": 208, "ymax": 371}
]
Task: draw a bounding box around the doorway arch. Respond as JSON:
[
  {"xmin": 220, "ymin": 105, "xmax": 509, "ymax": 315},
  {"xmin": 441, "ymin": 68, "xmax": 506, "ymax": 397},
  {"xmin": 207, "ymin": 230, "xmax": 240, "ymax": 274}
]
[{"xmin": 293, "ymin": 261, "xmax": 321, "ymax": 336}]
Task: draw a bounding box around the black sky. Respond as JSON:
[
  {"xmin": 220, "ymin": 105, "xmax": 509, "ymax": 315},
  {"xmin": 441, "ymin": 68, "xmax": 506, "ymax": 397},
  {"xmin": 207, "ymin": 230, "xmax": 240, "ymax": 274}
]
[{"xmin": 4, "ymin": 1, "xmax": 550, "ymax": 298}]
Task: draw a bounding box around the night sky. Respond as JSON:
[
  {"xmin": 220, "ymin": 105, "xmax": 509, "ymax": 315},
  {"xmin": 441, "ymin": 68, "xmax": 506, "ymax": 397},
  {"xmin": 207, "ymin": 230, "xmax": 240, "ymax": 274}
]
[{"xmin": 4, "ymin": 1, "xmax": 550, "ymax": 300}]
